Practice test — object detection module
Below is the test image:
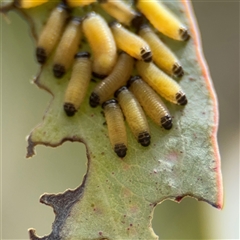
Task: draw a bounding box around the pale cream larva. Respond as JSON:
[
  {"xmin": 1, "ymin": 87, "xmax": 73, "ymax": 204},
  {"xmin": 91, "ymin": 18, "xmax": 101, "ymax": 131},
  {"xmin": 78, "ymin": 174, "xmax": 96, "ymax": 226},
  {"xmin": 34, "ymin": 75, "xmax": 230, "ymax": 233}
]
[
  {"xmin": 115, "ymin": 86, "xmax": 151, "ymax": 147},
  {"xmin": 89, "ymin": 52, "xmax": 134, "ymax": 107},
  {"xmin": 53, "ymin": 17, "xmax": 82, "ymax": 78},
  {"xmin": 36, "ymin": 3, "xmax": 69, "ymax": 64},
  {"xmin": 102, "ymin": 99, "xmax": 127, "ymax": 158},
  {"xmin": 82, "ymin": 12, "xmax": 117, "ymax": 78},
  {"xmin": 63, "ymin": 52, "xmax": 92, "ymax": 116},
  {"xmin": 136, "ymin": 0, "xmax": 190, "ymax": 41},
  {"xmin": 136, "ymin": 61, "xmax": 187, "ymax": 105},
  {"xmin": 110, "ymin": 21, "xmax": 152, "ymax": 62},
  {"xmin": 99, "ymin": 0, "xmax": 143, "ymax": 28},
  {"xmin": 127, "ymin": 75, "xmax": 172, "ymax": 130},
  {"xmin": 139, "ymin": 24, "xmax": 184, "ymax": 77}
]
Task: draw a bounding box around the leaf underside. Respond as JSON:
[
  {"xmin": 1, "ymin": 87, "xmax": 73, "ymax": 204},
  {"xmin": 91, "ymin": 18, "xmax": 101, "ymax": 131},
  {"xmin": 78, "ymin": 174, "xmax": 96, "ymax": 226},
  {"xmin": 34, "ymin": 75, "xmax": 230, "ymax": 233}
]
[{"xmin": 1, "ymin": 1, "xmax": 223, "ymax": 239}]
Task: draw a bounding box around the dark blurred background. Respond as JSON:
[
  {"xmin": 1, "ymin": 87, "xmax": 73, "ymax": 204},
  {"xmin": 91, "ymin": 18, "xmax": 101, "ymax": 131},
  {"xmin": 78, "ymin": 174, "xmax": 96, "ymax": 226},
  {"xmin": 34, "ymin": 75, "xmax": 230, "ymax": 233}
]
[{"xmin": 1, "ymin": 1, "xmax": 239, "ymax": 239}]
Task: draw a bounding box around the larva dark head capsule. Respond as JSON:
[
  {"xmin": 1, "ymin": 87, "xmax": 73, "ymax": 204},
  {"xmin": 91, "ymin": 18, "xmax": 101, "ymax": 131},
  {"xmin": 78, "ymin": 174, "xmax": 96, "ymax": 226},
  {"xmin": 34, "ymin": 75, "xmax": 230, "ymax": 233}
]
[
  {"xmin": 126, "ymin": 75, "xmax": 141, "ymax": 87},
  {"xmin": 92, "ymin": 72, "xmax": 108, "ymax": 80},
  {"xmin": 138, "ymin": 131, "xmax": 151, "ymax": 147},
  {"xmin": 114, "ymin": 86, "xmax": 127, "ymax": 98},
  {"xmin": 172, "ymin": 62, "xmax": 184, "ymax": 78},
  {"xmin": 53, "ymin": 64, "xmax": 66, "ymax": 78},
  {"xmin": 102, "ymin": 99, "xmax": 118, "ymax": 109},
  {"xmin": 176, "ymin": 91, "xmax": 188, "ymax": 105},
  {"xmin": 131, "ymin": 12, "xmax": 145, "ymax": 30},
  {"xmin": 140, "ymin": 46, "xmax": 152, "ymax": 62},
  {"xmin": 114, "ymin": 143, "xmax": 127, "ymax": 158},
  {"xmin": 179, "ymin": 27, "xmax": 190, "ymax": 41},
  {"xmin": 64, "ymin": 103, "xmax": 77, "ymax": 116},
  {"xmin": 89, "ymin": 92, "xmax": 100, "ymax": 107},
  {"xmin": 161, "ymin": 115, "xmax": 172, "ymax": 130},
  {"xmin": 36, "ymin": 47, "xmax": 47, "ymax": 64}
]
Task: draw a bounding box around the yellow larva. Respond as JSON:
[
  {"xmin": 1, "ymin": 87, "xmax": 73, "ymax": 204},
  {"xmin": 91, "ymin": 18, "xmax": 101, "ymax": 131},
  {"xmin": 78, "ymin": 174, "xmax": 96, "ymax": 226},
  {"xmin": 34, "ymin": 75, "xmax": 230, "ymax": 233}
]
[
  {"xmin": 139, "ymin": 24, "xmax": 184, "ymax": 77},
  {"xmin": 115, "ymin": 86, "xmax": 150, "ymax": 147},
  {"xmin": 136, "ymin": 0, "xmax": 190, "ymax": 41},
  {"xmin": 89, "ymin": 52, "xmax": 134, "ymax": 107},
  {"xmin": 136, "ymin": 61, "xmax": 187, "ymax": 105},
  {"xmin": 53, "ymin": 17, "xmax": 82, "ymax": 78},
  {"xmin": 14, "ymin": 0, "xmax": 48, "ymax": 8},
  {"xmin": 99, "ymin": 0, "xmax": 143, "ymax": 27},
  {"xmin": 36, "ymin": 3, "xmax": 69, "ymax": 64},
  {"xmin": 102, "ymin": 99, "xmax": 127, "ymax": 158},
  {"xmin": 110, "ymin": 21, "xmax": 152, "ymax": 62},
  {"xmin": 64, "ymin": 52, "xmax": 92, "ymax": 116},
  {"xmin": 65, "ymin": 0, "xmax": 96, "ymax": 8},
  {"xmin": 82, "ymin": 12, "xmax": 117, "ymax": 78},
  {"xmin": 127, "ymin": 76, "xmax": 172, "ymax": 130}
]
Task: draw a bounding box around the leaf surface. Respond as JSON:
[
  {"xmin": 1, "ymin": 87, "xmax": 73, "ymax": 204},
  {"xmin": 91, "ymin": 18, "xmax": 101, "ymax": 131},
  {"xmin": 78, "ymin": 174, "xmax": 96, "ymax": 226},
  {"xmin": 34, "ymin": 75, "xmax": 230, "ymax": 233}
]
[{"xmin": 1, "ymin": 1, "xmax": 223, "ymax": 239}]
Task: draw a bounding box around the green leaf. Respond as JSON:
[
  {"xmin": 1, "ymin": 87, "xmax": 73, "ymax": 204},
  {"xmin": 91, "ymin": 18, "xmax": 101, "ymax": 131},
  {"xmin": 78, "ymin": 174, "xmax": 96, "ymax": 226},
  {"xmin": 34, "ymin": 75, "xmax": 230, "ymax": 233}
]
[{"xmin": 1, "ymin": 1, "xmax": 223, "ymax": 239}]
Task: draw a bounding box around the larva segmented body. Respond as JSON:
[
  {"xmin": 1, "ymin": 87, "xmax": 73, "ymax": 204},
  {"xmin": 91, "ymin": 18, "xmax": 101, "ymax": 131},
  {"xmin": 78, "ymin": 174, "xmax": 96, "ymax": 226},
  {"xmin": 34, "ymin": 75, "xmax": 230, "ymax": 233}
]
[
  {"xmin": 115, "ymin": 86, "xmax": 151, "ymax": 147},
  {"xmin": 82, "ymin": 12, "xmax": 117, "ymax": 78},
  {"xmin": 102, "ymin": 99, "xmax": 127, "ymax": 158},
  {"xmin": 128, "ymin": 76, "xmax": 172, "ymax": 130}
]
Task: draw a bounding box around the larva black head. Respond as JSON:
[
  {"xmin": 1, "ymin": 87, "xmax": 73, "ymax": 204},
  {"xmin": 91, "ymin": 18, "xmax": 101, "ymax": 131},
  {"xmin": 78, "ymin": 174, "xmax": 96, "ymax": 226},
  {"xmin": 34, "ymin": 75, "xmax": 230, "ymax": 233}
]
[
  {"xmin": 172, "ymin": 62, "xmax": 184, "ymax": 78},
  {"xmin": 114, "ymin": 143, "xmax": 127, "ymax": 158},
  {"xmin": 75, "ymin": 52, "xmax": 91, "ymax": 59},
  {"xmin": 179, "ymin": 27, "xmax": 190, "ymax": 41},
  {"xmin": 131, "ymin": 13, "xmax": 145, "ymax": 30},
  {"xmin": 89, "ymin": 92, "xmax": 100, "ymax": 108},
  {"xmin": 36, "ymin": 47, "xmax": 47, "ymax": 64},
  {"xmin": 161, "ymin": 115, "xmax": 172, "ymax": 130},
  {"xmin": 92, "ymin": 72, "xmax": 107, "ymax": 79},
  {"xmin": 102, "ymin": 99, "xmax": 118, "ymax": 109},
  {"xmin": 127, "ymin": 75, "xmax": 141, "ymax": 87},
  {"xmin": 140, "ymin": 47, "xmax": 152, "ymax": 62},
  {"xmin": 176, "ymin": 91, "xmax": 188, "ymax": 105},
  {"xmin": 64, "ymin": 103, "xmax": 77, "ymax": 117},
  {"xmin": 114, "ymin": 86, "xmax": 128, "ymax": 98},
  {"xmin": 138, "ymin": 131, "xmax": 151, "ymax": 147},
  {"xmin": 53, "ymin": 64, "xmax": 66, "ymax": 78}
]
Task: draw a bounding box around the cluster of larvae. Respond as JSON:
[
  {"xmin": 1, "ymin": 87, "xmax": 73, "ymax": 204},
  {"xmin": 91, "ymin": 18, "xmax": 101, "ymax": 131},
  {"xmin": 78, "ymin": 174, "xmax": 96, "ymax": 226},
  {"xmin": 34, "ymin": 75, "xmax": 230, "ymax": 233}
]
[{"xmin": 14, "ymin": 0, "xmax": 190, "ymax": 158}]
